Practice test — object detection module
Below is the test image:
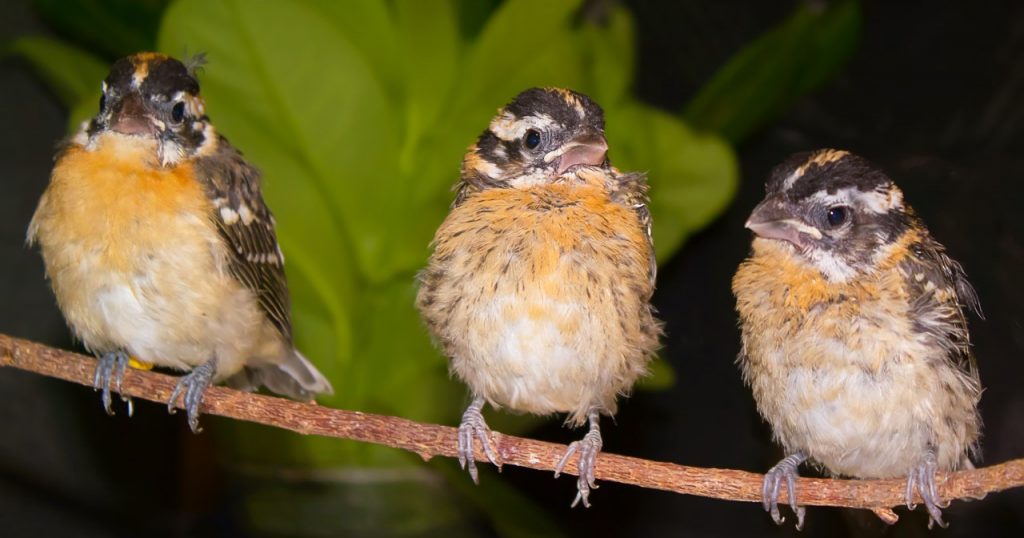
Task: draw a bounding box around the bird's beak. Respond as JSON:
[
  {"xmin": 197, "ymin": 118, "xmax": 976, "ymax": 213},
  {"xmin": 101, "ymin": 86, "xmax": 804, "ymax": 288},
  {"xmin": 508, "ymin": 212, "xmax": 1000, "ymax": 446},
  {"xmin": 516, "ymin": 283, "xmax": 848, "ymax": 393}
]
[
  {"xmin": 745, "ymin": 198, "xmax": 821, "ymax": 249},
  {"xmin": 545, "ymin": 129, "xmax": 608, "ymax": 175},
  {"xmin": 110, "ymin": 92, "xmax": 158, "ymax": 137}
]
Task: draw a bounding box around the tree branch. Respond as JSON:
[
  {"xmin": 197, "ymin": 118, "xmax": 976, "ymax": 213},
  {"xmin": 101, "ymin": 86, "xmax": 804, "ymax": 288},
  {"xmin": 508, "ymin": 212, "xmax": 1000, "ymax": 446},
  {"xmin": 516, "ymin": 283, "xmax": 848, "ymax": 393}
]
[{"xmin": 2, "ymin": 333, "xmax": 1021, "ymax": 520}]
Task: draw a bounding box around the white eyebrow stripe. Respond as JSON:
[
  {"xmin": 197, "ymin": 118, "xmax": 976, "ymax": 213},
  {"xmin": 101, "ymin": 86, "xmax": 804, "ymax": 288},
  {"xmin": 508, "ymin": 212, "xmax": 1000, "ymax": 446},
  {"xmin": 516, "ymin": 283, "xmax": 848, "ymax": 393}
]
[
  {"xmin": 782, "ymin": 169, "xmax": 802, "ymax": 190},
  {"xmin": 807, "ymin": 186, "xmax": 902, "ymax": 214},
  {"xmin": 489, "ymin": 113, "xmax": 557, "ymax": 141}
]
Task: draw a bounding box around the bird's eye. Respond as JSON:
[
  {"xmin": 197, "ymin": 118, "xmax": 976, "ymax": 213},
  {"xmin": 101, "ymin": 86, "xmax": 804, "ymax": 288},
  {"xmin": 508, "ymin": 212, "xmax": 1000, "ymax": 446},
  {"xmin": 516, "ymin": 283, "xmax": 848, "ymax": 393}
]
[
  {"xmin": 171, "ymin": 101, "xmax": 186, "ymax": 123},
  {"xmin": 524, "ymin": 129, "xmax": 541, "ymax": 150},
  {"xmin": 826, "ymin": 206, "xmax": 850, "ymax": 227},
  {"xmin": 98, "ymin": 93, "xmax": 106, "ymax": 113}
]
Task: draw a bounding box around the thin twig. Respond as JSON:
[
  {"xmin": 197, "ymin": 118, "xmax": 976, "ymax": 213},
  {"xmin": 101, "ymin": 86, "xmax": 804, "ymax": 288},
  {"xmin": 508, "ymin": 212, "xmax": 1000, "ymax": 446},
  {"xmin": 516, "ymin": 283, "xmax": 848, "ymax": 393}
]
[{"xmin": 1, "ymin": 333, "xmax": 1021, "ymax": 520}]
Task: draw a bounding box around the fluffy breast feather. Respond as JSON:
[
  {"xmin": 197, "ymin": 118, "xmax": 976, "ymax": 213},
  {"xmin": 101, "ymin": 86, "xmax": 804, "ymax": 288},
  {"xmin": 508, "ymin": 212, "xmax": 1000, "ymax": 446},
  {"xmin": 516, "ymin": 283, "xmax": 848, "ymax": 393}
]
[
  {"xmin": 418, "ymin": 181, "xmax": 660, "ymax": 425},
  {"xmin": 733, "ymin": 237, "xmax": 981, "ymax": 477},
  {"xmin": 28, "ymin": 134, "xmax": 286, "ymax": 379}
]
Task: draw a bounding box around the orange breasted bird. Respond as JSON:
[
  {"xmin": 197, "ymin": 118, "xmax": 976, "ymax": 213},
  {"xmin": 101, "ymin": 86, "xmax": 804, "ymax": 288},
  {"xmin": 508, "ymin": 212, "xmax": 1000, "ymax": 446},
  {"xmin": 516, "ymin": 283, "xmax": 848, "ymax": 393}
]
[
  {"xmin": 28, "ymin": 52, "xmax": 333, "ymax": 432},
  {"xmin": 733, "ymin": 149, "xmax": 982, "ymax": 528},
  {"xmin": 417, "ymin": 87, "xmax": 662, "ymax": 507}
]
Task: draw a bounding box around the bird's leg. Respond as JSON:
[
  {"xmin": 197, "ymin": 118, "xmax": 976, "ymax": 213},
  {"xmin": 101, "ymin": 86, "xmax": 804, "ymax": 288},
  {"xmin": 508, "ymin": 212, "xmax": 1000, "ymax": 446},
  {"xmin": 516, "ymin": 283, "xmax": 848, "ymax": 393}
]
[
  {"xmin": 457, "ymin": 396, "xmax": 501, "ymax": 484},
  {"xmin": 763, "ymin": 451, "xmax": 808, "ymax": 529},
  {"xmin": 92, "ymin": 350, "xmax": 132, "ymax": 416},
  {"xmin": 167, "ymin": 357, "xmax": 217, "ymax": 433},
  {"xmin": 554, "ymin": 409, "xmax": 603, "ymax": 508},
  {"xmin": 905, "ymin": 447, "xmax": 947, "ymax": 529}
]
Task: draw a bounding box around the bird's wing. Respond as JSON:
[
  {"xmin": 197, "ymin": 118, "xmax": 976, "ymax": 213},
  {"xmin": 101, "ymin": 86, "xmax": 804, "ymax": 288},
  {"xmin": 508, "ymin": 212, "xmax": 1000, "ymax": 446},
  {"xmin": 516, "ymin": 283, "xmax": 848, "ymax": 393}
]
[
  {"xmin": 194, "ymin": 137, "xmax": 292, "ymax": 341},
  {"xmin": 611, "ymin": 171, "xmax": 657, "ymax": 289},
  {"xmin": 900, "ymin": 229, "xmax": 981, "ymax": 377}
]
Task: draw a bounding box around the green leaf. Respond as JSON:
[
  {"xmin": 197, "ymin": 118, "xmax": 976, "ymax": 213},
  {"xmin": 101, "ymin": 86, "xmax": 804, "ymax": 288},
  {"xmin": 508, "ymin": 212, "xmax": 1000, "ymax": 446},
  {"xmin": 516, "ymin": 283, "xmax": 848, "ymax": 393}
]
[
  {"xmin": 452, "ymin": 0, "xmax": 502, "ymax": 39},
  {"xmin": 577, "ymin": 2, "xmax": 636, "ymax": 106},
  {"xmin": 454, "ymin": 0, "xmax": 585, "ymax": 110},
  {"xmin": 163, "ymin": 0, "xmax": 407, "ymax": 283},
  {"xmin": 302, "ymin": 0, "xmax": 403, "ymax": 100},
  {"xmin": 353, "ymin": 277, "xmax": 461, "ymax": 425},
  {"xmin": 394, "ymin": 0, "xmax": 460, "ymax": 166},
  {"xmin": 684, "ymin": 0, "xmax": 862, "ymax": 142},
  {"xmin": 608, "ymin": 102, "xmax": 738, "ymax": 261},
  {"xmin": 32, "ymin": 0, "xmax": 168, "ymax": 59},
  {"xmin": 5, "ymin": 36, "xmax": 106, "ymax": 109}
]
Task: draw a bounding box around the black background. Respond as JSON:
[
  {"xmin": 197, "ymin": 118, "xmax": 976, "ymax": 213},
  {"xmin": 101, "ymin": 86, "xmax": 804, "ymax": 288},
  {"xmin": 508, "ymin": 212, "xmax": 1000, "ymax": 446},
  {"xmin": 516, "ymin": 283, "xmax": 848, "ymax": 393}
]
[{"xmin": 2, "ymin": 1, "xmax": 1022, "ymax": 536}]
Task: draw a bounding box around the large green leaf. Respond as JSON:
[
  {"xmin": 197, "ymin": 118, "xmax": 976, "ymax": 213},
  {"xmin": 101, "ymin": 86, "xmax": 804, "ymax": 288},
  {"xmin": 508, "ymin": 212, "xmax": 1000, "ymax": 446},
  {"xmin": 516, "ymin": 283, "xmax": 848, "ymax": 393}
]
[
  {"xmin": 684, "ymin": 0, "xmax": 862, "ymax": 143},
  {"xmin": 609, "ymin": 102, "xmax": 738, "ymax": 261},
  {"xmin": 576, "ymin": 2, "xmax": 636, "ymax": 107},
  {"xmin": 455, "ymin": 0, "xmax": 584, "ymax": 109},
  {"xmin": 394, "ymin": 0, "xmax": 460, "ymax": 172},
  {"xmin": 5, "ymin": 36, "xmax": 106, "ymax": 111}
]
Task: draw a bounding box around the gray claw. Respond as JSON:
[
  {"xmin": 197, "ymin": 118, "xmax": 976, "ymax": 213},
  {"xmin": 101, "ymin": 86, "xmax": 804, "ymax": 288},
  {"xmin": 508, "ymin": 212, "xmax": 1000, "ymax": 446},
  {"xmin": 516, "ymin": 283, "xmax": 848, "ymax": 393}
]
[
  {"xmin": 92, "ymin": 351, "xmax": 132, "ymax": 416},
  {"xmin": 554, "ymin": 411, "xmax": 603, "ymax": 508},
  {"xmin": 167, "ymin": 358, "xmax": 216, "ymax": 433},
  {"xmin": 457, "ymin": 397, "xmax": 501, "ymax": 484},
  {"xmin": 763, "ymin": 452, "xmax": 807, "ymax": 530},
  {"xmin": 906, "ymin": 449, "xmax": 947, "ymax": 529}
]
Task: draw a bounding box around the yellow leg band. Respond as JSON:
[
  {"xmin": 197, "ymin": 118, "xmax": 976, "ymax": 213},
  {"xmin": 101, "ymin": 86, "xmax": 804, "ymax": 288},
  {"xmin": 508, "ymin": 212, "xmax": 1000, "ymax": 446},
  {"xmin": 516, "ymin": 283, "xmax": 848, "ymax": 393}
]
[{"xmin": 128, "ymin": 357, "xmax": 155, "ymax": 370}]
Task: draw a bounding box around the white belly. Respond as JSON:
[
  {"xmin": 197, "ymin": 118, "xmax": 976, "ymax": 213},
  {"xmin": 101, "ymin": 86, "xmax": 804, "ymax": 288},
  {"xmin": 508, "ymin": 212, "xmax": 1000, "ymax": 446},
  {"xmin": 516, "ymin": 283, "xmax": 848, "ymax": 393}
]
[
  {"xmin": 454, "ymin": 293, "xmax": 608, "ymax": 417},
  {"xmin": 41, "ymin": 214, "xmax": 266, "ymax": 379},
  {"xmin": 748, "ymin": 309, "xmax": 976, "ymax": 478}
]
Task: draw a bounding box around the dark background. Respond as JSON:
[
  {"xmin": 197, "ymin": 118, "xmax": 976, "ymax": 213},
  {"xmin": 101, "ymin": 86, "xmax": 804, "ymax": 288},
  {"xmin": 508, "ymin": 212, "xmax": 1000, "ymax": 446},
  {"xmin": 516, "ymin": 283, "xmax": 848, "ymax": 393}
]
[{"xmin": 2, "ymin": 0, "xmax": 1022, "ymax": 536}]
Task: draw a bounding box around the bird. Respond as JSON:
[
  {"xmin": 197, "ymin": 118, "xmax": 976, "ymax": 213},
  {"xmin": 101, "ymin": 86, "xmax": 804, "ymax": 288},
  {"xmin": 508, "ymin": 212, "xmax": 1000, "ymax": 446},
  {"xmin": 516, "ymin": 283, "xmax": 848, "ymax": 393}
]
[
  {"xmin": 416, "ymin": 87, "xmax": 661, "ymax": 507},
  {"xmin": 27, "ymin": 52, "xmax": 333, "ymax": 432},
  {"xmin": 733, "ymin": 149, "xmax": 983, "ymax": 528}
]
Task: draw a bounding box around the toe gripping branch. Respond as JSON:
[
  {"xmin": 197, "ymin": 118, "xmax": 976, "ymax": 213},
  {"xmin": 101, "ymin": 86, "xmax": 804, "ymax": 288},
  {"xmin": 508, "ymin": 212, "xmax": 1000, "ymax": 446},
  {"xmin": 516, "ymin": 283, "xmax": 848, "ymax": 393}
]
[
  {"xmin": 555, "ymin": 409, "xmax": 603, "ymax": 508},
  {"xmin": 906, "ymin": 448, "xmax": 949, "ymax": 529},
  {"xmin": 93, "ymin": 350, "xmax": 133, "ymax": 416},
  {"xmin": 763, "ymin": 451, "xmax": 808, "ymax": 530},
  {"xmin": 167, "ymin": 357, "xmax": 217, "ymax": 433},
  {"xmin": 457, "ymin": 396, "xmax": 502, "ymax": 484}
]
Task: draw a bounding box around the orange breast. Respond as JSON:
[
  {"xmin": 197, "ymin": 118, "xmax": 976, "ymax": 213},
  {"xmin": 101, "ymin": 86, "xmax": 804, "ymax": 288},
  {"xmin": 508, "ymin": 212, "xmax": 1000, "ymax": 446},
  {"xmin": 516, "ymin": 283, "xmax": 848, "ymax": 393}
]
[{"xmin": 38, "ymin": 135, "xmax": 211, "ymax": 272}]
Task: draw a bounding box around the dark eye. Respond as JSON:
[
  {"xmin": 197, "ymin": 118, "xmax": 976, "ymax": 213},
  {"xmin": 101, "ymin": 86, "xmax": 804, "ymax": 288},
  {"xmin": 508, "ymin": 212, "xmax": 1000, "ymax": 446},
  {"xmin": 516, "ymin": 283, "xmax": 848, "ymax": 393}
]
[
  {"xmin": 524, "ymin": 129, "xmax": 541, "ymax": 150},
  {"xmin": 826, "ymin": 206, "xmax": 849, "ymax": 227},
  {"xmin": 171, "ymin": 101, "xmax": 186, "ymax": 123},
  {"xmin": 98, "ymin": 93, "xmax": 106, "ymax": 113}
]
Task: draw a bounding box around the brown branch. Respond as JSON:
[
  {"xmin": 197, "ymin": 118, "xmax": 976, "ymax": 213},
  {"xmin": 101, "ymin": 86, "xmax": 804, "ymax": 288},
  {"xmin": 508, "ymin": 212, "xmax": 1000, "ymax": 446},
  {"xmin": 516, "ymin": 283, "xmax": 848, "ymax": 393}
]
[{"xmin": 2, "ymin": 333, "xmax": 1021, "ymax": 519}]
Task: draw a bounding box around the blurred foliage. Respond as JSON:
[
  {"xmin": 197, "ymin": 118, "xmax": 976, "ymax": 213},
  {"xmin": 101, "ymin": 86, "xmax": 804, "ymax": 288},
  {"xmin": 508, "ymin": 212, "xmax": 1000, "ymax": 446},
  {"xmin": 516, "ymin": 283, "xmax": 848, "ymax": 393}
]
[
  {"xmin": 684, "ymin": 0, "xmax": 862, "ymax": 142},
  {"xmin": 9, "ymin": 0, "xmax": 859, "ymax": 534},
  {"xmin": 32, "ymin": 0, "xmax": 169, "ymax": 59},
  {"xmin": 4, "ymin": 36, "xmax": 107, "ymax": 109}
]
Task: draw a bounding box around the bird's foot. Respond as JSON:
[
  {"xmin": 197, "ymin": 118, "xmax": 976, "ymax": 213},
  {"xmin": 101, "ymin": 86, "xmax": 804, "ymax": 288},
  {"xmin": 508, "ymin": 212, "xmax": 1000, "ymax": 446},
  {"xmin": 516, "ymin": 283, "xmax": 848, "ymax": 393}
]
[
  {"xmin": 457, "ymin": 397, "xmax": 501, "ymax": 484},
  {"xmin": 554, "ymin": 411, "xmax": 603, "ymax": 508},
  {"xmin": 906, "ymin": 449, "xmax": 948, "ymax": 529},
  {"xmin": 763, "ymin": 452, "xmax": 808, "ymax": 530},
  {"xmin": 167, "ymin": 358, "xmax": 216, "ymax": 433},
  {"xmin": 93, "ymin": 350, "xmax": 132, "ymax": 416}
]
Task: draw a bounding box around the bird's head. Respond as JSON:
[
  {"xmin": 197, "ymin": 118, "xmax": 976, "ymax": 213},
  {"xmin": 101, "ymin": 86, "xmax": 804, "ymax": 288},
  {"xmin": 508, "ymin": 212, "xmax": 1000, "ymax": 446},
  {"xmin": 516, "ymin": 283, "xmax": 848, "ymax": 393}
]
[
  {"xmin": 746, "ymin": 149, "xmax": 913, "ymax": 282},
  {"xmin": 462, "ymin": 87, "xmax": 609, "ymax": 189},
  {"xmin": 83, "ymin": 52, "xmax": 214, "ymax": 166}
]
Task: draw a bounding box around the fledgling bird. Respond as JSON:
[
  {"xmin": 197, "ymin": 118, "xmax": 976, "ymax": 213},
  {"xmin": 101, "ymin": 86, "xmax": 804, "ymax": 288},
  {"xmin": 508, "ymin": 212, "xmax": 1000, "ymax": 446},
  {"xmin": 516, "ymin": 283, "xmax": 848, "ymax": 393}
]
[
  {"xmin": 733, "ymin": 149, "xmax": 982, "ymax": 528},
  {"xmin": 417, "ymin": 88, "xmax": 661, "ymax": 507},
  {"xmin": 28, "ymin": 52, "xmax": 333, "ymax": 431}
]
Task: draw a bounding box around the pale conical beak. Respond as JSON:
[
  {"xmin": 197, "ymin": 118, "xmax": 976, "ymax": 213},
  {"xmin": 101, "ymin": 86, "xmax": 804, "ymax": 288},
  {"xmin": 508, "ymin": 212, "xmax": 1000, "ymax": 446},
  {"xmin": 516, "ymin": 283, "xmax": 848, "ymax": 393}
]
[
  {"xmin": 745, "ymin": 198, "xmax": 821, "ymax": 249},
  {"xmin": 110, "ymin": 93, "xmax": 158, "ymax": 136},
  {"xmin": 545, "ymin": 130, "xmax": 608, "ymax": 175}
]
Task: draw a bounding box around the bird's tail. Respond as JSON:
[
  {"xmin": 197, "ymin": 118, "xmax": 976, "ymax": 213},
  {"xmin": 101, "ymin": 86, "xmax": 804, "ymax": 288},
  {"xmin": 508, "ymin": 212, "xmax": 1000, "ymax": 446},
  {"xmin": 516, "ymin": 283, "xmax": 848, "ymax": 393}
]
[{"xmin": 227, "ymin": 349, "xmax": 333, "ymax": 401}]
